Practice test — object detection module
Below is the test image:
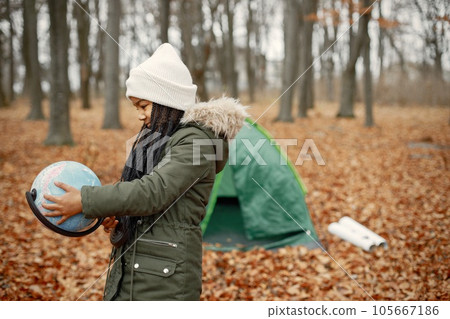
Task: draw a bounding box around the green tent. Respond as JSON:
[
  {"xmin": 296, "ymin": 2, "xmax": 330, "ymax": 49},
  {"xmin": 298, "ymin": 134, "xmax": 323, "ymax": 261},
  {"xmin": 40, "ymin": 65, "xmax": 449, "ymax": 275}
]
[{"xmin": 202, "ymin": 119, "xmax": 320, "ymax": 251}]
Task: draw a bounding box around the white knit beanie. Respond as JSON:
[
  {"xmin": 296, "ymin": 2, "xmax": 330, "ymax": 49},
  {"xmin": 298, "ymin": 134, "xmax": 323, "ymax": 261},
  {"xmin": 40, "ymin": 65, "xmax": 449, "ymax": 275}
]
[{"xmin": 125, "ymin": 43, "xmax": 197, "ymax": 111}]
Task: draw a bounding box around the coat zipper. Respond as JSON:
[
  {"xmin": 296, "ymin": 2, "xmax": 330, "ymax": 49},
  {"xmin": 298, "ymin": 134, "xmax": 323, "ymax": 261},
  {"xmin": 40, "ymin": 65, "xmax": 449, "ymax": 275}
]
[{"xmin": 138, "ymin": 238, "xmax": 178, "ymax": 248}]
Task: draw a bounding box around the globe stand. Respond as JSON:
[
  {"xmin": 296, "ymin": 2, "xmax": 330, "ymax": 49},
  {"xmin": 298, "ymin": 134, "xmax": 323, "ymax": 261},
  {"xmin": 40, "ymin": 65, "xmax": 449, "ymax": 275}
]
[{"xmin": 25, "ymin": 188, "xmax": 104, "ymax": 237}]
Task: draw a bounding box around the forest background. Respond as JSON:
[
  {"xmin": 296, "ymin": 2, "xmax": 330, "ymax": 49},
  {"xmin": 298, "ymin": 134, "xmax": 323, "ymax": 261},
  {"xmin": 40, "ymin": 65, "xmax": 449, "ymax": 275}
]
[{"xmin": 0, "ymin": 0, "xmax": 448, "ymax": 300}]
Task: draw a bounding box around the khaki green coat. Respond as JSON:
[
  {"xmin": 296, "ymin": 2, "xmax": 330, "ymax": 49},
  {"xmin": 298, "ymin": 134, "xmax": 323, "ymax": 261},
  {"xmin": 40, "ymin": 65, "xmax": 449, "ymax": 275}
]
[{"xmin": 81, "ymin": 98, "xmax": 248, "ymax": 300}]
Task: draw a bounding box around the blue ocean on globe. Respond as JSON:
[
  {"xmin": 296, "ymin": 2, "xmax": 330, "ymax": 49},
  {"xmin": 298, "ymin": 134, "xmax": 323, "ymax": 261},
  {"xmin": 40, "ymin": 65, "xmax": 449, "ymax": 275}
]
[{"xmin": 31, "ymin": 161, "xmax": 101, "ymax": 232}]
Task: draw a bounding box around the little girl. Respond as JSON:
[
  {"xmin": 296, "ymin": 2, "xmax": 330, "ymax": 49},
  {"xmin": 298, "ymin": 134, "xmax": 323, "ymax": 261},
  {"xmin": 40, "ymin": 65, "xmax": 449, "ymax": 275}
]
[{"xmin": 41, "ymin": 43, "xmax": 248, "ymax": 300}]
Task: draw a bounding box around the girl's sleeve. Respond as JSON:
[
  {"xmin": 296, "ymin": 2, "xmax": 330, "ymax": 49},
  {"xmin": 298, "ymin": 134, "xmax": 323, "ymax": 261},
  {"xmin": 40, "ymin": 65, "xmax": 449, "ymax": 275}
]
[{"xmin": 80, "ymin": 128, "xmax": 215, "ymax": 219}]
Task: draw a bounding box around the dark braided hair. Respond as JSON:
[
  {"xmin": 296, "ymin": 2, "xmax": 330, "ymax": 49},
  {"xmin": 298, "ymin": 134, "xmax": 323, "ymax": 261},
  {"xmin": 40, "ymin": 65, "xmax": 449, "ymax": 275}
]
[{"xmin": 110, "ymin": 102, "xmax": 185, "ymax": 247}]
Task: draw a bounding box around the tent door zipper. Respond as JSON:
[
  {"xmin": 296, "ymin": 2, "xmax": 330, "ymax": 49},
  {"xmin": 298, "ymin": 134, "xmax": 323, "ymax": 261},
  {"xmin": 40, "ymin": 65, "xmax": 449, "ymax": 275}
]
[{"xmin": 139, "ymin": 238, "xmax": 178, "ymax": 248}]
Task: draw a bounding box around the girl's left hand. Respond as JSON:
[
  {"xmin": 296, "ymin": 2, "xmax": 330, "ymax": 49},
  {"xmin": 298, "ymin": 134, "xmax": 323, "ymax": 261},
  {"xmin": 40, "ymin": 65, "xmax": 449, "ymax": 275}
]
[
  {"xmin": 102, "ymin": 216, "xmax": 118, "ymax": 233},
  {"xmin": 42, "ymin": 181, "xmax": 83, "ymax": 225}
]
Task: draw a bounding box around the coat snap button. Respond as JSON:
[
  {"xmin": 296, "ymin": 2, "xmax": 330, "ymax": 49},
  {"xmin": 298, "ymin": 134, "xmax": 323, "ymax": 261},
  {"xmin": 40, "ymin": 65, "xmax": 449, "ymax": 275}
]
[
  {"xmin": 137, "ymin": 220, "xmax": 142, "ymax": 225},
  {"xmin": 163, "ymin": 268, "xmax": 169, "ymax": 274},
  {"xmin": 134, "ymin": 263, "xmax": 139, "ymax": 269}
]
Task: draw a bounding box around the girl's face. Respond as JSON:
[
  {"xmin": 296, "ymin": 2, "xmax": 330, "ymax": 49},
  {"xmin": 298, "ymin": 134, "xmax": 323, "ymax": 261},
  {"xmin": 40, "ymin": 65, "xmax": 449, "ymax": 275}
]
[{"xmin": 130, "ymin": 96, "xmax": 153, "ymax": 126}]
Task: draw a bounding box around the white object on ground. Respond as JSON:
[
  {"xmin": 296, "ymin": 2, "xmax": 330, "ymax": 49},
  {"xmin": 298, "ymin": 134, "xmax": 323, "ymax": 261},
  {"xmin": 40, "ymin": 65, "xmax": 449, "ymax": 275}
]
[
  {"xmin": 328, "ymin": 222, "xmax": 376, "ymax": 252},
  {"xmin": 327, "ymin": 216, "xmax": 388, "ymax": 252},
  {"xmin": 339, "ymin": 216, "xmax": 388, "ymax": 249}
]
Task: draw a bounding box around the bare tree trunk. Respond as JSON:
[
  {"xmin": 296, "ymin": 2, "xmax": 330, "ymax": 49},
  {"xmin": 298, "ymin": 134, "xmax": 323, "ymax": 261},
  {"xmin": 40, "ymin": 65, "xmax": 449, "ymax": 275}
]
[
  {"xmin": 307, "ymin": 67, "xmax": 314, "ymax": 109},
  {"xmin": 339, "ymin": 68, "xmax": 357, "ymax": 117},
  {"xmin": 363, "ymin": 20, "xmax": 373, "ymax": 127},
  {"xmin": 225, "ymin": 0, "xmax": 238, "ymax": 98},
  {"xmin": 298, "ymin": 0, "xmax": 317, "ymax": 117},
  {"xmin": 0, "ymin": 30, "xmax": 8, "ymax": 107},
  {"xmin": 207, "ymin": 0, "xmax": 225, "ymax": 92},
  {"xmin": 45, "ymin": 0, "xmax": 73, "ymax": 145},
  {"xmin": 6, "ymin": 0, "xmax": 14, "ymax": 103},
  {"xmin": 254, "ymin": 0, "xmax": 268, "ymax": 92},
  {"xmin": 24, "ymin": 0, "xmax": 44, "ymax": 120},
  {"xmin": 22, "ymin": 5, "xmax": 30, "ymax": 97},
  {"xmin": 74, "ymin": 0, "xmax": 91, "ymax": 109},
  {"xmin": 102, "ymin": 0, "xmax": 122, "ymax": 129},
  {"xmin": 377, "ymin": 0, "xmax": 384, "ymax": 84},
  {"xmin": 180, "ymin": 0, "xmax": 209, "ymax": 100},
  {"xmin": 348, "ymin": 0, "xmax": 354, "ymax": 53},
  {"xmin": 277, "ymin": 0, "xmax": 300, "ymax": 122},
  {"xmin": 159, "ymin": 0, "xmax": 170, "ymax": 43},
  {"xmin": 180, "ymin": 0, "xmax": 194, "ymax": 68},
  {"xmin": 179, "ymin": 1, "xmax": 195, "ymax": 91},
  {"xmin": 245, "ymin": 0, "xmax": 255, "ymax": 102},
  {"xmin": 195, "ymin": 0, "xmax": 209, "ymax": 101},
  {"xmin": 338, "ymin": 0, "xmax": 357, "ymax": 117},
  {"xmin": 323, "ymin": 24, "xmax": 336, "ymax": 101},
  {"xmin": 218, "ymin": 10, "xmax": 229, "ymax": 89},
  {"xmin": 337, "ymin": 0, "xmax": 371, "ymax": 118},
  {"xmin": 93, "ymin": 0, "xmax": 104, "ymax": 97},
  {"xmin": 328, "ymin": 0, "xmax": 342, "ymax": 101},
  {"xmin": 318, "ymin": 0, "xmax": 336, "ymax": 102},
  {"xmin": 329, "ymin": 2, "xmax": 339, "ymax": 101}
]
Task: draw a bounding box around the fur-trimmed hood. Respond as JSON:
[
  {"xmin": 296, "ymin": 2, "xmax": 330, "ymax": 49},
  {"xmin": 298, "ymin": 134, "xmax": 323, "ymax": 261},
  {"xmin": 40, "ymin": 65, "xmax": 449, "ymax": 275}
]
[{"xmin": 180, "ymin": 97, "xmax": 249, "ymax": 141}]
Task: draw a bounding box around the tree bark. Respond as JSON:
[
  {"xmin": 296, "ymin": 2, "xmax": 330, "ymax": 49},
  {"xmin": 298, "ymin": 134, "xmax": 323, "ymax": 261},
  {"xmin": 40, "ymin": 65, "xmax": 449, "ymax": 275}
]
[
  {"xmin": 45, "ymin": 0, "xmax": 73, "ymax": 145},
  {"xmin": 159, "ymin": 0, "xmax": 170, "ymax": 43},
  {"xmin": 321, "ymin": 21, "xmax": 336, "ymax": 102},
  {"xmin": 245, "ymin": 0, "xmax": 255, "ymax": 102},
  {"xmin": 194, "ymin": 0, "xmax": 209, "ymax": 101},
  {"xmin": 225, "ymin": 0, "xmax": 238, "ymax": 98},
  {"xmin": 337, "ymin": 0, "xmax": 371, "ymax": 118},
  {"xmin": 218, "ymin": 7, "xmax": 228, "ymax": 88},
  {"xmin": 24, "ymin": 0, "xmax": 44, "ymax": 120},
  {"xmin": 337, "ymin": 0, "xmax": 357, "ymax": 117},
  {"xmin": 74, "ymin": 0, "xmax": 91, "ymax": 109},
  {"xmin": 277, "ymin": 0, "xmax": 300, "ymax": 122},
  {"xmin": 179, "ymin": 0, "xmax": 209, "ymax": 100},
  {"xmin": 363, "ymin": 18, "xmax": 373, "ymax": 127},
  {"xmin": 22, "ymin": 2, "xmax": 30, "ymax": 97},
  {"xmin": 6, "ymin": 0, "xmax": 14, "ymax": 103},
  {"xmin": 253, "ymin": 0, "xmax": 267, "ymax": 92},
  {"xmin": 339, "ymin": 68, "xmax": 356, "ymax": 117},
  {"xmin": 180, "ymin": 0, "xmax": 194, "ymax": 67},
  {"xmin": 298, "ymin": 0, "xmax": 317, "ymax": 117},
  {"xmin": 207, "ymin": 0, "xmax": 226, "ymax": 90},
  {"xmin": 377, "ymin": 0, "xmax": 384, "ymax": 85},
  {"xmin": 179, "ymin": 1, "xmax": 197, "ymax": 97},
  {"xmin": 348, "ymin": 0, "xmax": 354, "ymax": 55},
  {"xmin": 329, "ymin": 1, "xmax": 339, "ymax": 101},
  {"xmin": 102, "ymin": 0, "xmax": 122, "ymax": 129},
  {"xmin": 0, "ymin": 30, "xmax": 8, "ymax": 107},
  {"xmin": 93, "ymin": 0, "xmax": 104, "ymax": 97}
]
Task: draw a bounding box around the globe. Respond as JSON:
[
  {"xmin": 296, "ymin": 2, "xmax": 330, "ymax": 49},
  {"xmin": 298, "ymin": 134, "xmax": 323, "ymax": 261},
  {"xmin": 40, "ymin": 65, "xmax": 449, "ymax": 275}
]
[{"xmin": 29, "ymin": 161, "xmax": 102, "ymax": 234}]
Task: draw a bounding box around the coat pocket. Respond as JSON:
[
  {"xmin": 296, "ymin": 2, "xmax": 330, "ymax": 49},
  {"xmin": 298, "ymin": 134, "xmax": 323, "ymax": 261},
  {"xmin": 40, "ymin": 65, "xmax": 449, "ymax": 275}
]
[
  {"xmin": 132, "ymin": 253, "xmax": 176, "ymax": 278},
  {"xmin": 122, "ymin": 253, "xmax": 183, "ymax": 300},
  {"xmin": 138, "ymin": 238, "xmax": 178, "ymax": 248},
  {"xmin": 135, "ymin": 237, "xmax": 183, "ymax": 263}
]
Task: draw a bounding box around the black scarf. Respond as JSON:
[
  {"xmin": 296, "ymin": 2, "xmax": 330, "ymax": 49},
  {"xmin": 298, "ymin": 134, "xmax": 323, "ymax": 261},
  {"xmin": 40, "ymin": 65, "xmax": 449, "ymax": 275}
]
[{"xmin": 110, "ymin": 103, "xmax": 184, "ymax": 247}]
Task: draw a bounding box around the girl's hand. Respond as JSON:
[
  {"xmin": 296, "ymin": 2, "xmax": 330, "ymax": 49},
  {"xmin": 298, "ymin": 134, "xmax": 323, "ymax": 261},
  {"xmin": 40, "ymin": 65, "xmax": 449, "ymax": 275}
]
[
  {"xmin": 42, "ymin": 181, "xmax": 82, "ymax": 225},
  {"xmin": 102, "ymin": 216, "xmax": 118, "ymax": 233}
]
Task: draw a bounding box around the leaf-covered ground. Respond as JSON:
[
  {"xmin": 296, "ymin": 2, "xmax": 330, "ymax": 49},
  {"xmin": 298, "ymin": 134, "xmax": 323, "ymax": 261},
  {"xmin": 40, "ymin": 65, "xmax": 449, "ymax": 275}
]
[{"xmin": 0, "ymin": 98, "xmax": 448, "ymax": 300}]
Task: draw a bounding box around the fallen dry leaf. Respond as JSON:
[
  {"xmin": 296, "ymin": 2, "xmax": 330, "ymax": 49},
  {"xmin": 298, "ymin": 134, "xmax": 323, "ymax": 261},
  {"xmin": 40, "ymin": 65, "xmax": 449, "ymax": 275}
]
[{"xmin": 0, "ymin": 98, "xmax": 448, "ymax": 301}]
